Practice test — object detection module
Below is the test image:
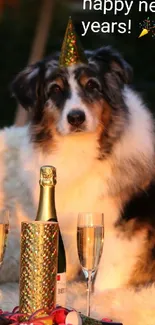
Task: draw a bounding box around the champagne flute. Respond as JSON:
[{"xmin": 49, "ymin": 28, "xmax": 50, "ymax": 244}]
[
  {"xmin": 0, "ymin": 209, "xmax": 9, "ymax": 267},
  {"xmin": 77, "ymin": 213, "xmax": 104, "ymax": 317}
]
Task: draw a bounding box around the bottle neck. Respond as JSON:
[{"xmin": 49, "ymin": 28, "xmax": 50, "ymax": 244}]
[{"xmin": 35, "ymin": 184, "xmax": 57, "ymax": 222}]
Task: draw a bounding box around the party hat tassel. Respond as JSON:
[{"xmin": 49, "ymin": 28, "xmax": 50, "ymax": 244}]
[{"xmin": 59, "ymin": 17, "xmax": 88, "ymax": 68}]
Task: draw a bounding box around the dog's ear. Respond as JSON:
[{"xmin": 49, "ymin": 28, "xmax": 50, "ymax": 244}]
[
  {"xmin": 11, "ymin": 62, "xmax": 44, "ymax": 110},
  {"xmin": 90, "ymin": 46, "xmax": 133, "ymax": 85}
]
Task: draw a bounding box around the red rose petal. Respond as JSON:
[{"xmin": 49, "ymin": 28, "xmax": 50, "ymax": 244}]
[{"xmin": 52, "ymin": 308, "xmax": 68, "ymax": 324}]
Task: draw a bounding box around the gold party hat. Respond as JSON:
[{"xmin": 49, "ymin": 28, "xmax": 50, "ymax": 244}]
[
  {"xmin": 59, "ymin": 17, "xmax": 88, "ymax": 67},
  {"xmin": 138, "ymin": 28, "xmax": 149, "ymax": 38}
]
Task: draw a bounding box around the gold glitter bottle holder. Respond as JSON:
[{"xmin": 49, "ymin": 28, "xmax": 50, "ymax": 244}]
[{"xmin": 19, "ymin": 221, "xmax": 58, "ymax": 318}]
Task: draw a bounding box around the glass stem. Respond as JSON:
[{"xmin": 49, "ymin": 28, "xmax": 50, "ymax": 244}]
[{"xmin": 86, "ymin": 270, "xmax": 92, "ymax": 317}]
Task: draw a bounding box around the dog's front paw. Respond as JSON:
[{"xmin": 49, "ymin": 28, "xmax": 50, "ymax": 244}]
[
  {"xmin": 84, "ymin": 287, "xmax": 155, "ymax": 325},
  {"xmin": 91, "ymin": 289, "xmax": 121, "ymax": 321},
  {"xmin": 66, "ymin": 285, "xmax": 124, "ymax": 323},
  {"xmin": 67, "ymin": 281, "xmax": 87, "ymax": 312},
  {"xmin": 66, "ymin": 282, "xmax": 116, "ymax": 320}
]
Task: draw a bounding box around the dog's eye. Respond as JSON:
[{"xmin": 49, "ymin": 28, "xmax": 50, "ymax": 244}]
[
  {"xmin": 85, "ymin": 80, "xmax": 100, "ymax": 92},
  {"xmin": 50, "ymin": 84, "xmax": 62, "ymax": 94}
]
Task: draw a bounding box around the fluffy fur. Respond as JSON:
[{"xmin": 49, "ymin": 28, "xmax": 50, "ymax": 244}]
[{"xmin": 0, "ymin": 46, "xmax": 155, "ymax": 324}]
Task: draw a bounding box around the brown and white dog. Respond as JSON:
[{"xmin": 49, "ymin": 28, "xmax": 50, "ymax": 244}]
[{"xmin": 0, "ymin": 46, "xmax": 155, "ymax": 325}]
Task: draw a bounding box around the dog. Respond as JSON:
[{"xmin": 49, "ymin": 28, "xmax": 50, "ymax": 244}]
[{"xmin": 0, "ymin": 46, "xmax": 155, "ymax": 325}]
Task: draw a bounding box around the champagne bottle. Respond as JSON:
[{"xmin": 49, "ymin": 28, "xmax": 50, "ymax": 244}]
[{"xmin": 35, "ymin": 165, "xmax": 66, "ymax": 307}]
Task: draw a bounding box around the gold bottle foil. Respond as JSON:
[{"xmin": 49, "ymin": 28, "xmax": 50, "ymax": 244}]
[
  {"xmin": 19, "ymin": 221, "xmax": 58, "ymax": 318},
  {"xmin": 36, "ymin": 166, "xmax": 57, "ymax": 222},
  {"xmin": 40, "ymin": 166, "xmax": 57, "ymax": 187}
]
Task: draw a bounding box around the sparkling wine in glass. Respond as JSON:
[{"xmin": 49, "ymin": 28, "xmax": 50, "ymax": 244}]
[
  {"xmin": 77, "ymin": 213, "xmax": 104, "ymax": 317},
  {"xmin": 0, "ymin": 209, "xmax": 9, "ymax": 267}
]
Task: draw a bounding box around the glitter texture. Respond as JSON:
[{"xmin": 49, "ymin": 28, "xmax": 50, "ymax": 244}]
[
  {"xmin": 19, "ymin": 221, "xmax": 58, "ymax": 319},
  {"xmin": 59, "ymin": 17, "xmax": 88, "ymax": 68}
]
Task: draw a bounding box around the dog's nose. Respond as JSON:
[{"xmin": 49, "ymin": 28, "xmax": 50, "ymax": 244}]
[{"xmin": 67, "ymin": 110, "xmax": 85, "ymax": 126}]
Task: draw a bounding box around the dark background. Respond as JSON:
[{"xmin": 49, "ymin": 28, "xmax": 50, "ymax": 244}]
[{"xmin": 0, "ymin": 0, "xmax": 155, "ymax": 127}]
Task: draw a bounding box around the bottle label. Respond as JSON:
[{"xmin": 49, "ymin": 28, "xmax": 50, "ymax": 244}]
[{"xmin": 56, "ymin": 272, "xmax": 66, "ymax": 307}]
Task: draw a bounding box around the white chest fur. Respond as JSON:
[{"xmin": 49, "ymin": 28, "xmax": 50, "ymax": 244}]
[{"xmin": 17, "ymin": 132, "xmax": 146, "ymax": 290}]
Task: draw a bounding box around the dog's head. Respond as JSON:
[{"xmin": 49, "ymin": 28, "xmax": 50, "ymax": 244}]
[{"xmin": 12, "ymin": 46, "xmax": 132, "ymax": 156}]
